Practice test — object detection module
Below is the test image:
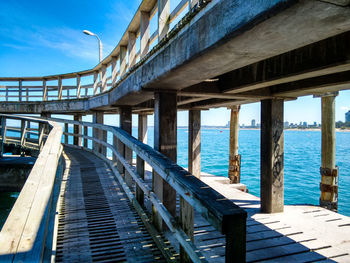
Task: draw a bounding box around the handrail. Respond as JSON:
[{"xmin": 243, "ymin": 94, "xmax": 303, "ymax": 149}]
[
  {"xmin": 47, "ymin": 116, "xmax": 247, "ymax": 262},
  {"xmin": 0, "ymin": 0, "xmax": 211, "ymax": 102},
  {"xmin": 0, "ymin": 115, "xmax": 63, "ymax": 262}
]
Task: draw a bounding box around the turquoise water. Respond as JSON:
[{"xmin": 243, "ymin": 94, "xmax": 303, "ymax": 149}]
[{"xmin": 1, "ymin": 127, "xmax": 349, "ymax": 230}]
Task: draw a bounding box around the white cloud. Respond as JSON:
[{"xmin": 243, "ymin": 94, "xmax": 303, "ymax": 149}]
[{"xmin": 341, "ymin": 106, "xmax": 349, "ymax": 111}]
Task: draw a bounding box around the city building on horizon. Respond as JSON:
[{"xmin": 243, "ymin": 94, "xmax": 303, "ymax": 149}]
[{"xmin": 346, "ymin": 110, "xmax": 350, "ymax": 123}]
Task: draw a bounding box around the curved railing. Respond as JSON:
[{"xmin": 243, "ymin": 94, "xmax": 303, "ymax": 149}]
[
  {"xmin": 48, "ymin": 116, "xmax": 247, "ymax": 262},
  {"xmin": 0, "ymin": 115, "xmax": 63, "ymax": 262},
  {"xmin": 0, "ymin": 0, "xmax": 210, "ymax": 102}
]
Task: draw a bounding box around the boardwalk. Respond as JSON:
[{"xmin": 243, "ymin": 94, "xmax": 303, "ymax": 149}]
[{"xmin": 54, "ymin": 147, "xmax": 174, "ymax": 262}]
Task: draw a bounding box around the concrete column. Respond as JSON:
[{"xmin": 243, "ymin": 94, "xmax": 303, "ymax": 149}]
[
  {"xmin": 128, "ymin": 32, "xmax": 136, "ymax": 68},
  {"xmin": 93, "ymin": 72, "xmax": 99, "ymax": 95},
  {"xmin": 180, "ymin": 109, "xmax": 201, "ymax": 262},
  {"xmin": 92, "ymin": 112, "xmax": 104, "ymax": 153},
  {"xmin": 120, "ymin": 46, "xmax": 127, "ymax": 76},
  {"xmin": 320, "ymin": 95, "xmax": 338, "ymax": 211},
  {"xmin": 136, "ymin": 114, "xmax": 148, "ymax": 206},
  {"xmin": 118, "ymin": 107, "xmax": 133, "ymax": 187},
  {"xmin": 158, "ymin": 0, "xmax": 170, "ymax": 40},
  {"xmin": 111, "ymin": 57, "xmax": 118, "ymax": 86},
  {"xmin": 153, "ymin": 91, "xmax": 177, "ymax": 230},
  {"xmin": 140, "ymin": 11, "xmax": 150, "ymax": 58},
  {"xmin": 19, "ymin": 80, "xmax": 22, "ymax": 102},
  {"xmin": 73, "ymin": 114, "xmax": 82, "ymax": 146},
  {"xmin": 260, "ymin": 99, "xmax": 284, "ymax": 213},
  {"xmin": 229, "ymin": 106, "xmax": 241, "ymax": 184},
  {"xmin": 101, "ymin": 65, "xmax": 107, "ymax": 92}
]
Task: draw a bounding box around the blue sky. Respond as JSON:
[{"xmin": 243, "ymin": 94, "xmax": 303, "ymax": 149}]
[{"xmin": 1, "ymin": 0, "xmax": 349, "ymax": 126}]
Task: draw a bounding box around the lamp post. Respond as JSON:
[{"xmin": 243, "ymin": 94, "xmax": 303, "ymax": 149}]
[{"xmin": 83, "ymin": 30, "xmax": 103, "ymax": 62}]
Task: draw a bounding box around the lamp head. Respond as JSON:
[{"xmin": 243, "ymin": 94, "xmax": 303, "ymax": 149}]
[{"xmin": 83, "ymin": 30, "xmax": 94, "ymax": 36}]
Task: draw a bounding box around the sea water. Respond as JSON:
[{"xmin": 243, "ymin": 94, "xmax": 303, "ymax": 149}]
[{"xmin": 1, "ymin": 128, "xmax": 349, "ymax": 230}]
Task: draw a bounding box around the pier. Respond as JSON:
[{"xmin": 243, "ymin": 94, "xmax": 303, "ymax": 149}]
[{"xmin": 0, "ymin": 0, "xmax": 350, "ymax": 262}]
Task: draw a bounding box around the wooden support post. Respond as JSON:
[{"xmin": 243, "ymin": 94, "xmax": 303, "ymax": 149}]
[
  {"xmin": 43, "ymin": 80, "xmax": 48, "ymax": 101},
  {"xmin": 261, "ymin": 99, "xmax": 284, "ymax": 213},
  {"xmin": 180, "ymin": 109, "xmax": 201, "ymax": 262},
  {"xmin": 0, "ymin": 117, "xmax": 6, "ymax": 157},
  {"xmin": 19, "ymin": 80, "xmax": 22, "ymax": 102},
  {"xmin": 140, "ymin": 11, "xmax": 150, "ymax": 59},
  {"xmin": 93, "ymin": 72, "xmax": 99, "ymax": 95},
  {"xmin": 76, "ymin": 75, "xmax": 81, "ymax": 98},
  {"xmin": 58, "ymin": 77, "xmax": 63, "ymax": 100},
  {"xmin": 320, "ymin": 94, "xmax": 338, "ymax": 211},
  {"xmin": 153, "ymin": 92, "xmax": 177, "ymax": 230},
  {"xmin": 113, "ymin": 135, "xmax": 118, "ymax": 163},
  {"xmin": 5, "ymin": 87, "xmax": 8, "ymax": 102},
  {"xmin": 101, "ymin": 65, "xmax": 107, "ymax": 92},
  {"xmin": 102, "ymin": 130, "xmax": 107, "ymax": 157},
  {"xmin": 64, "ymin": 123, "xmax": 69, "ymax": 144},
  {"xmin": 128, "ymin": 32, "xmax": 136, "ymax": 68},
  {"xmin": 83, "ymin": 126, "xmax": 88, "ymax": 148},
  {"xmin": 228, "ymin": 106, "xmax": 241, "ymax": 184},
  {"xmin": 224, "ymin": 216, "xmax": 246, "ymax": 263},
  {"xmin": 111, "ymin": 57, "xmax": 118, "ymax": 86},
  {"xmin": 120, "ymin": 46, "xmax": 127, "ymax": 76},
  {"xmin": 158, "ymin": 0, "xmax": 170, "ymax": 40},
  {"xmin": 136, "ymin": 114, "xmax": 148, "ymax": 206},
  {"xmin": 73, "ymin": 114, "xmax": 82, "ymax": 146},
  {"xmin": 118, "ymin": 106, "xmax": 133, "ymax": 187},
  {"xmin": 93, "ymin": 112, "xmax": 104, "ymax": 153}
]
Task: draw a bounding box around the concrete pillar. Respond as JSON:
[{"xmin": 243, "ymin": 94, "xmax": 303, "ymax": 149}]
[
  {"xmin": 73, "ymin": 114, "xmax": 82, "ymax": 146},
  {"xmin": 228, "ymin": 106, "xmax": 241, "ymax": 184},
  {"xmin": 158, "ymin": 0, "xmax": 170, "ymax": 40},
  {"xmin": 320, "ymin": 95, "xmax": 338, "ymax": 211},
  {"xmin": 111, "ymin": 57, "xmax": 118, "ymax": 86},
  {"xmin": 101, "ymin": 65, "xmax": 107, "ymax": 92},
  {"xmin": 136, "ymin": 114, "xmax": 148, "ymax": 206},
  {"xmin": 93, "ymin": 72, "xmax": 99, "ymax": 95},
  {"xmin": 260, "ymin": 99, "xmax": 284, "ymax": 213},
  {"xmin": 93, "ymin": 112, "xmax": 104, "ymax": 153},
  {"xmin": 153, "ymin": 91, "xmax": 177, "ymax": 230},
  {"xmin": 180, "ymin": 109, "xmax": 201, "ymax": 262},
  {"xmin": 120, "ymin": 46, "xmax": 127, "ymax": 76},
  {"xmin": 118, "ymin": 107, "xmax": 133, "ymax": 187},
  {"xmin": 140, "ymin": 11, "xmax": 150, "ymax": 59},
  {"xmin": 128, "ymin": 32, "xmax": 136, "ymax": 68}
]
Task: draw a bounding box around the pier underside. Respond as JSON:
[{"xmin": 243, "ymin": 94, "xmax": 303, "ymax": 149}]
[{"xmin": 55, "ymin": 147, "xmax": 350, "ymax": 262}]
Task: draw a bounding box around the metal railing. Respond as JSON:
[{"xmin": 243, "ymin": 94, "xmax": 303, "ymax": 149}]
[
  {"xmin": 0, "ymin": 0, "xmax": 209, "ymax": 103},
  {"xmin": 51, "ymin": 116, "xmax": 247, "ymax": 262},
  {"xmin": 0, "ymin": 115, "xmax": 63, "ymax": 262}
]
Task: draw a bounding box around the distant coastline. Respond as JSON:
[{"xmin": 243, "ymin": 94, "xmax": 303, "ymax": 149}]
[{"xmin": 176, "ymin": 126, "xmax": 350, "ymax": 132}]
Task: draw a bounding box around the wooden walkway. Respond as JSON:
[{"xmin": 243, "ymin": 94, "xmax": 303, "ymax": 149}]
[{"xmin": 53, "ymin": 147, "xmax": 173, "ymax": 262}]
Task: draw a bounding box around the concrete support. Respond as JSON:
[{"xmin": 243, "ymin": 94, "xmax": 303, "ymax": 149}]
[
  {"xmin": 228, "ymin": 106, "xmax": 241, "ymax": 184},
  {"xmin": 111, "ymin": 57, "xmax": 118, "ymax": 86},
  {"xmin": 118, "ymin": 107, "xmax": 133, "ymax": 187},
  {"xmin": 180, "ymin": 109, "xmax": 201, "ymax": 262},
  {"xmin": 260, "ymin": 99, "xmax": 284, "ymax": 213},
  {"xmin": 120, "ymin": 46, "xmax": 127, "ymax": 76},
  {"xmin": 136, "ymin": 114, "xmax": 148, "ymax": 206},
  {"xmin": 73, "ymin": 114, "xmax": 82, "ymax": 146},
  {"xmin": 19, "ymin": 80, "xmax": 22, "ymax": 102},
  {"xmin": 140, "ymin": 11, "xmax": 150, "ymax": 59},
  {"xmin": 93, "ymin": 72, "xmax": 99, "ymax": 95},
  {"xmin": 158, "ymin": 0, "xmax": 170, "ymax": 40},
  {"xmin": 101, "ymin": 65, "xmax": 107, "ymax": 92},
  {"xmin": 320, "ymin": 95, "xmax": 338, "ymax": 211},
  {"xmin": 128, "ymin": 32, "xmax": 136, "ymax": 68},
  {"xmin": 153, "ymin": 92, "xmax": 177, "ymax": 230},
  {"xmin": 92, "ymin": 112, "xmax": 104, "ymax": 153}
]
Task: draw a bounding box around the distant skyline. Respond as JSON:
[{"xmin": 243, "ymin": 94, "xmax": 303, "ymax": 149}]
[{"xmin": 1, "ymin": 0, "xmax": 349, "ymax": 127}]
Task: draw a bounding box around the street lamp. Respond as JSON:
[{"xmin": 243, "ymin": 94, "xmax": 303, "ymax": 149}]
[{"xmin": 83, "ymin": 30, "xmax": 103, "ymax": 63}]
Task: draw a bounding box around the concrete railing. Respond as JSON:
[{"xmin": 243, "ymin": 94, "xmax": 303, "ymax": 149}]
[
  {"xmin": 50, "ymin": 116, "xmax": 247, "ymax": 262},
  {"xmin": 0, "ymin": 0, "xmax": 208, "ymax": 103},
  {"xmin": 0, "ymin": 115, "xmax": 63, "ymax": 262}
]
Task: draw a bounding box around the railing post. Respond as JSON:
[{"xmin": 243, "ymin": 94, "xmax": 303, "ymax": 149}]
[
  {"xmin": 140, "ymin": 11, "xmax": 150, "ymax": 58},
  {"xmin": 188, "ymin": 0, "xmax": 199, "ymax": 10},
  {"xmin": 20, "ymin": 120, "xmax": 26, "ymax": 155},
  {"xmin": 58, "ymin": 77, "xmax": 63, "ymax": 100},
  {"xmin": 261, "ymin": 99, "xmax": 284, "ymax": 213},
  {"xmin": 92, "ymin": 111, "xmax": 104, "ymax": 153},
  {"xmin": 158, "ymin": 0, "xmax": 170, "ymax": 40},
  {"xmin": 153, "ymin": 91, "xmax": 177, "ymax": 230},
  {"xmin": 64, "ymin": 123, "xmax": 69, "ymax": 144},
  {"xmin": 136, "ymin": 114, "xmax": 148, "ymax": 206},
  {"xmin": 180, "ymin": 109, "xmax": 201, "ymax": 262},
  {"xmin": 93, "ymin": 72, "xmax": 99, "ymax": 95},
  {"xmin": 73, "ymin": 114, "xmax": 82, "ymax": 146},
  {"xmin": 19, "ymin": 80, "xmax": 22, "ymax": 102},
  {"xmin": 128, "ymin": 32, "xmax": 136, "ymax": 68},
  {"xmin": 0, "ymin": 117, "xmax": 6, "ymax": 157},
  {"xmin": 228, "ymin": 105, "xmax": 241, "ymax": 184},
  {"xmin": 83, "ymin": 126, "xmax": 88, "ymax": 148},
  {"xmin": 101, "ymin": 65, "xmax": 107, "ymax": 92},
  {"xmin": 111, "ymin": 57, "xmax": 118, "ymax": 86},
  {"xmin": 320, "ymin": 94, "xmax": 338, "ymax": 211},
  {"xmin": 43, "ymin": 80, "xmax": 48, "ymax": 101},
  {"xmin": 118, "ymin": 106, "xmax": 133, "ymax": 188},
  {"xmin": 76, "ymin": 75, "xmax": 81, "ymax": 98},
  {"xmin": 102, "ymin": 130, "xmax": 107, "ymax": 157},
  {"xmin": 120, "ymin": 46, "xmax": 127, "ymax": 76},
  {"xmin": 224, "ymin": 216, "xmax": 247, "ymax": 263}
]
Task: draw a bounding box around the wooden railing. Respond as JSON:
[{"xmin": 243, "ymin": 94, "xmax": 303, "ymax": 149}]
[
  {"xmin": 0, "ymin": 115, "xmax": 63, "ymax": 262},
  {"xmin": 0, "ymin": 0, "xmax": 208, "ymax": 103},
  {"xmin": 49, "ymin": 116, "xmax": 247, "ymax": 262}
]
